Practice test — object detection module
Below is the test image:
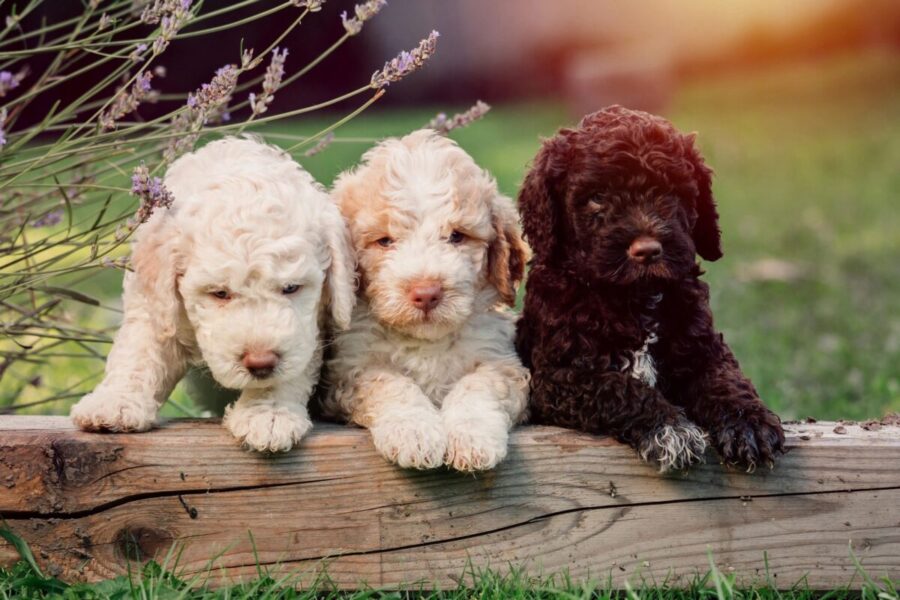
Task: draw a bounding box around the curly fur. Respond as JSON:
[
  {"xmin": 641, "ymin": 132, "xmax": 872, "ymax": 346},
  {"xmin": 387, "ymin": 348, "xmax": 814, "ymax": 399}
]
[
  {"xmin": 70, "ymin": 137, "xmax": 356, "ymax": 452},
  {"xmin": 322, "ymin": 130, "xmax": 531, "ymax": 472},
  {"xmin": 639, "ymin": 418, "xmax": 708, "ymax": 473},
  {"xmin": 516, "ymin": 106, "xmax": 785, "ymax": 472}
]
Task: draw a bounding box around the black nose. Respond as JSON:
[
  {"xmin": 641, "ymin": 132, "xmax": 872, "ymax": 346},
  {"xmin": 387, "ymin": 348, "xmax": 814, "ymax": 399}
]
[{"xmin": 628, "ymin": 237, "xmax": 663, "ymax": 264}]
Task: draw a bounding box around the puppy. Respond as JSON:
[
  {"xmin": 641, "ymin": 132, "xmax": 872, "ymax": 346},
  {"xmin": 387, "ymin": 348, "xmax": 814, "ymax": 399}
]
[
  {"xmin": 322, "ymin": 130, "xmax": 530, "ymax": 472},
  {"xmin": 516, "ymin": 106, "xmax": 784, "ymax": 472},
  {"xmin": 70, "ymin": 137, "xmax": 356, "ymax": 452}
]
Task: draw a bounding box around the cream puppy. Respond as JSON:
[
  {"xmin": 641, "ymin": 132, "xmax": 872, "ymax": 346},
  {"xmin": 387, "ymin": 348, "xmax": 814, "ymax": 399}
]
[
  {"xmin": 70, "ymin": 137, "xmax": 356, "ymax": 452},
  {"xmin": 323, "ymin": 130, "xmax": 530, "ymax": 472}
]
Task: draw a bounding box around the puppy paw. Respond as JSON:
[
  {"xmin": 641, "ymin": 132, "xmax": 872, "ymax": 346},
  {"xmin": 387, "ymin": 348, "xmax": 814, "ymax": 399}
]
[
  {"xmin": 713, "ymin": 408, "xmax": 785, "ymax": 472},
  {"xmin": 369, "ymin": 416, "xmax": 446, "ymax": 470},
  {"xmin": 70, "ymin": 390, "xmax": 157, "ymax": 432},
  {"xmin": 223, "ymin": 403, "xmax": 312, "ymax": 453},
  {"xmin": 443, "ymin": 413, "xmax": 509, "ymax": 472},
  {"xmin": 639, "ymin": 417, "xmax": 708, "ymax": 473}
]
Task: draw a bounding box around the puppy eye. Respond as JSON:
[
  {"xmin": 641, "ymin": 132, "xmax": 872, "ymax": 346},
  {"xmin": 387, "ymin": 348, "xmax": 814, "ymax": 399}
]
[
  {"xmin": 376, "ymin": 236, "xmax": 394, "ymax": 248},
  {"xmin": 448, "ymin": 230, "xmax": 466, "ymax": 245},
  {"xmin": 210, "ymin": 289, "xmax": 231, "ymax": 301},
  {"xmin": 282, "ymin": 284, "xmax": 302, "ymax": 295},
  {"xmin": 590, "ymin": 206, "xmax": 609, "ymax": 223}
]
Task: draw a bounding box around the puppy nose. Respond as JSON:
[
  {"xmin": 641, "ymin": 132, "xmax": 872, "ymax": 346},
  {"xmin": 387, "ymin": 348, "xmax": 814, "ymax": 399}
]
[
  {"xmin": 407, "ymin": 280, "xmax": 443, "ymax": 313},
  {"xmin": 241, "ymin": 350, "xmax": 279, "ymax": 379},
  {"xmin": 628, "ymin": 237, "xmax": 663, "ymax": 263}
]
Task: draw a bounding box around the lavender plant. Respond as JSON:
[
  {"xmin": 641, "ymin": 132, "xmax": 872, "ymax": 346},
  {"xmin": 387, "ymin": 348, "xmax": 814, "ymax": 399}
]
[{"xmin": 0, "ymin": 0, "xmax": 442, "ymax": 414}]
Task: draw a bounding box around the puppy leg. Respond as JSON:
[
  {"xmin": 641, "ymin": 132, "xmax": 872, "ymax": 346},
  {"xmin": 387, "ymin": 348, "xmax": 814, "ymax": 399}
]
[
  {"xmin": 223, "ymin": 381, "xmax": 313, "ymax": 453},
  {"xmin": 679, "ymin": 353, "xmax": 784, "ymax": 471},
  {"xmin": 532, "ymin": 369, "xmax": 707, "ymax": 472},
  {"xmin": 663, "ymin": 282, "xmax": 785, "ymax": 470},
  {"xmin": 441, "ymin": 362, "xmax": 529, "ymax": 472},
  {"xmin": 624, "ymin": 393, "xmax": 708, "ymax": 474},
  {"xmin": 348, "ymin": 369, "xmax": 446, "ymax": 470},
  {"xmin": 71, "ymin": 310, "xmax": 185, "ymax": 432}
]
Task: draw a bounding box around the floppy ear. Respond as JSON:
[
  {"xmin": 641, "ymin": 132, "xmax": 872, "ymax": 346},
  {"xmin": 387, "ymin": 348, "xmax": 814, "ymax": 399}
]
[
  {"xmin": 128, "ymin": 211, "xmax": 182, "ymax": 341},
  {"xmin": 517, "ymin": 136, "xmax": 567, "ymax": 261},
  {"xmin": 684, "ymin": 133, "xmax": 723, "ymax": 262},
  {"xmin": 320, "ymin": 202, "xmax": 357, "ymax": 330},
  {"xmin": 487, "ymin": 193, "xmax": 530, "ymax": 306}
]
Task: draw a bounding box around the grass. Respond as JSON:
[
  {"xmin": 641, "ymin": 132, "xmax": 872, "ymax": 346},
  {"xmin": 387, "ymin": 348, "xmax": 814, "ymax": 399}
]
[
  {"xmin": 3, "ymin": 48, "xmax": 898, "ymax": 420},
  {"xmin": 0, "ymin": 535, "xmax": 897, "ymax": 600}
]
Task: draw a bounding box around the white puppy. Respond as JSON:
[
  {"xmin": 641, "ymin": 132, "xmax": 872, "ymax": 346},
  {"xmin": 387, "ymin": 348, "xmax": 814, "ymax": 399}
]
[
  {"xmin": 323, "ymin": 130, "xmax": 530, "ymax": 472},
  {"xmin": 70, "ymin": 137, "xmax": 356, "ymax": 452}
]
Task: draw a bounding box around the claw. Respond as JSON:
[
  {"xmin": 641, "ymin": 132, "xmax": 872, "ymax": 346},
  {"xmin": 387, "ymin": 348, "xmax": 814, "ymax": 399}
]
[{"xmin": 712, "ymin": 409, "xmax": 785, "ymax": 473}]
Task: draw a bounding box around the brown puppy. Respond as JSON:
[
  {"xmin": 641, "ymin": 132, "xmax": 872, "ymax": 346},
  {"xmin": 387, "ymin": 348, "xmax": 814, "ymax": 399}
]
[{"xmin": 516, "ymin": 105, "xmax": 784, "ymax": 472}]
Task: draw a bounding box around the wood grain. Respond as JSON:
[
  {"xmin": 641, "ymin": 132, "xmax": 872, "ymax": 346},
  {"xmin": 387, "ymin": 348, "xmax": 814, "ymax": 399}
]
[{"xmin": 0, "ymin": 416, "xmax": 898, "ymax": 588}]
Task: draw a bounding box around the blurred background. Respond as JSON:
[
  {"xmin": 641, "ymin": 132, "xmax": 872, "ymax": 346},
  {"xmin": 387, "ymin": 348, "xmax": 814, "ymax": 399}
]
[{"xmin": 2, "ymin": 0, "xmax": 899, "ymax": 420}]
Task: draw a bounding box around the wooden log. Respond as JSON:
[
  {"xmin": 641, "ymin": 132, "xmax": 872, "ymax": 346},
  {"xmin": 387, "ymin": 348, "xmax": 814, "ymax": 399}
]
[{"xmin": 0, "ymin": 416, "xmax": 898, "ymax": 589}]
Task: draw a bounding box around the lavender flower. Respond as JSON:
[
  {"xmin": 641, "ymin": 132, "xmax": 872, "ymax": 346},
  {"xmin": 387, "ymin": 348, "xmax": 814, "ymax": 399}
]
[
  {"xmin": 341, "ymin": 0, "xmax": 386, "ymax": 35},
  {"xmin": 98, "ymin": 13, "xmax": 113, "ymax": 30},
  {"xmin": 370, "ymin": 30, "xmax": 439, "ymax": 89},
  {"xmin": 129, "ymin": 43, "xmax": 148, "ymax": 63},
  {"xmin": 164, "ymin": 114, "xmax": 198, "ymax": 163},
  {"xmin": 164, "ymin": 64, "xmax": 238, "ymax": 161},
  {"xmin": 144, "ymin": 0, "xmax": 193, "ymax": 54},
  {"xmin": 0, "ymin": 67, "xmax": 28, "ymax": 98},
  {"xmin": 291, "ymin": 0, "xmax": 325, "ymax": 11},
  {"xmin": 0, "ymin": 108, "xmax": 7, "ymax": 148},
  {"xmin": 141, "ymin": 0, "xmax": 190, "ymax": 24},
  {"xmin": 101, "ymin": 256, "xmax": 132, "ymax": 269},
  {"xmin": 130, "ymin": 163, "xmax": 174, "ymax": 224},
  {"xmin": 250, "ymin": 47, "xmax": 288, "ymax": 116},
  {"xmin": 186, "ymin": 64, "xmax": 238, "ymax": 116},
  {"xmin": 99, "ymin": 71, "xmax": 154, "ymax": 130},
  {"xmin": 304, "ymin": 132, "xmax": 335, "ymax": 157},
  {"xmin": 32, "ymin": 210, "xmax": 63, "ymax": 228},
  {"xmin": 241, "ymin": 48, "xmax": 260, "ymax": 70},
  {"xmin": 426, "ymin": 101, "xmax": 491, "ymax": 135}
]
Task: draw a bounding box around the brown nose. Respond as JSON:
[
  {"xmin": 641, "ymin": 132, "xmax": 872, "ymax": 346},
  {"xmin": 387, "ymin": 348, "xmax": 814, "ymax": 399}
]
[
  {"xmin": 407, "ymin": 280, "xmax": 443, "ymax": 313},
  {"xmin": 241, "ymin": 350, "xmax": 280, "ymax": 379},
  {"xmin": 628, "ymin": 237, "xmax": 663, "ymax": 264}
]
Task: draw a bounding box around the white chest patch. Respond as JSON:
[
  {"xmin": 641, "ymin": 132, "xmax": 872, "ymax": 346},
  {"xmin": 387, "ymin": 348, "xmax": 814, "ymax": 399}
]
[
  {"xmin": 628, "ymin": 331, "xmax": 659, "ymax": 387},
  {"xmin": 620, "ymin": 293, "xmax": 662, "ymax": 388}
]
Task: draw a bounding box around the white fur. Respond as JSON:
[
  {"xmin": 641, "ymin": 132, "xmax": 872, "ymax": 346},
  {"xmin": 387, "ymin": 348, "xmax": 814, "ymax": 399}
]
[
  {"xmin": 640, "ymin": 419, "xmax": 708, "ymax": 473},
  {"xmin": 70, "ymin": 137, "xmax": 356, "ymax": 452},
  {"xmin": 623, "ymin": 293, "xmax": 662, "ymax": 387},
  {"xmin": 324, "ymin": 130, "xmax": 530, "ymax": 472},
  {"xmin": 627, "ymin": 331, "xmax": 659, "ymax": 387}
]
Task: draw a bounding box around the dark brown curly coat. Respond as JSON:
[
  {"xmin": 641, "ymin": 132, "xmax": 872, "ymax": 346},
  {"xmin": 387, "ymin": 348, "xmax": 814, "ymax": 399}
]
[{"xmin": 516, "ymin": 105, "xmax": 784, "ymax": 472}]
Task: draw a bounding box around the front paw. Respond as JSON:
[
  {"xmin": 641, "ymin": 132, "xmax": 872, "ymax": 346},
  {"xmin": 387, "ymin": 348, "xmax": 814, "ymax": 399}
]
[
  {"xmin": 638, "ymin": 417, "xmax": 708, "ymax": 473},
  {"xmin": 70, "ymin": 389, "xmax": 157, "ymax": 432},
  {"xmin": 443, "ymin": 412, "xmax": 509, "ymax": 472},
  {"xmin": 712, "ymin": 409, "xmax": 785, "ymax": 471},
  {"xmin": 223, "ymin": 403, "xmax": 312, "ymax": 453},
  {"xmin": 369, "ymin": 415, "xmax": 446, "ymax": 470}
]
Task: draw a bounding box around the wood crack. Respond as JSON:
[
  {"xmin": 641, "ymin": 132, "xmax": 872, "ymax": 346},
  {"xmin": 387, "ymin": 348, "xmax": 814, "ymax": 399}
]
[
  {"xmin": 224, "ymin": 483, "xmax": 900, "ymax": 569},
  {"xmin": 0, "ymin": 475, "xmax": 349, "ymax": 520}
]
